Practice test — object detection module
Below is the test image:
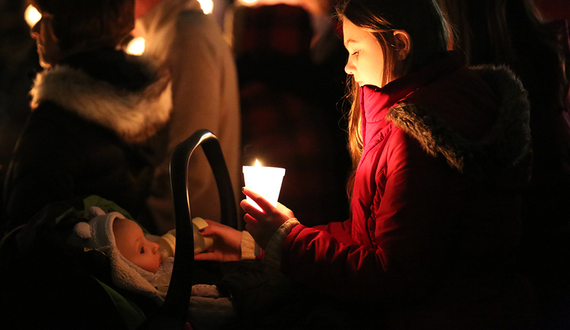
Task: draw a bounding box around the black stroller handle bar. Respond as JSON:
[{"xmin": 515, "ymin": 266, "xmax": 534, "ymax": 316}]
[{"xmin": 160, "ymin": 129, "xmax": 238, "ymax": 327}]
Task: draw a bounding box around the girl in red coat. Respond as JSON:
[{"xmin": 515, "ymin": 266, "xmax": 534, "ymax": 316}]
[{"xmin": 198, "ymin": 0, "xmax": 536, "ymax": 328}]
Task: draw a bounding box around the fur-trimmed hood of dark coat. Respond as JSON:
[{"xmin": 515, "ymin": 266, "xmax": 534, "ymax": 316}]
[
  {"xmin": 29, "ymin": 50, "xmax": 172, "ymax": 144},
  {"xmin": 387, "ymin": 65, "xmax": 531, "ymax": 177},
  {"xmin": 3, "ymin": 50, "xmax": 172, "ymax": 231}
]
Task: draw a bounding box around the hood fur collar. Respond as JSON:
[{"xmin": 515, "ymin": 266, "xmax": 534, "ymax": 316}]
[
  {"xmin": 387, "ymin": 65, "xmax": 531, "ymax": 175},
  {"xmin": 30, "ymin": 57, "xmax": 172, "ymax": 144}
]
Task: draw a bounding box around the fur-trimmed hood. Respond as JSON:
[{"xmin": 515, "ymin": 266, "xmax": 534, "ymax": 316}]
[
  {"xmin": 29, "ymin": 51, "xmax": 172, "ymax": 144},
  {"xmin": 387, "ymin": 65, "xmax": 531, "ymax": 175}
]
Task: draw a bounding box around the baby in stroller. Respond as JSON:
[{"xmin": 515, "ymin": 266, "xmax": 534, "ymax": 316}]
[{"xmin": 71, "ymin": 206, "xmax": 235, "ymax": 329}]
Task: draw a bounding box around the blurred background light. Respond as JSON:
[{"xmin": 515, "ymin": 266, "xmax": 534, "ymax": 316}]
[
  {"xmin": 125, "ymin": 37, "xmax": 146, "ymax": 56},
  {"xmin": 197, "ymin": 0, "xmax": 214, "ymax": 14},
  {"xmin": 24, "ymin": 5, "xmax": 41, "ymax": 28}
]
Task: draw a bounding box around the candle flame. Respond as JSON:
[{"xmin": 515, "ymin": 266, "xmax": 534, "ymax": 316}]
[
  {"xmin": 25, "ymin": 5, "xmax": 41, "ymax": 28},
  {"xmin": 197, "ymin": 0, "xmax": 214, "ymax": 14},
  {"xmin": 125, "ymin": 37, "xmax": 146, "ymax": 56},
  {"xmin": 254, "ymin": 159, "xmax": 261, "ymax": 167}
]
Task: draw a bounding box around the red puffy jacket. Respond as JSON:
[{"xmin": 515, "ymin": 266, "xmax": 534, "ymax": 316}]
[{"xmin": 281, "ymin": 54, "xmax": 533, "ymax": 328}]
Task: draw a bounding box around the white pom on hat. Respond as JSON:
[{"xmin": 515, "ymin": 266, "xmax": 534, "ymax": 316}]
[
  {"xmin": 91, "ymin": 206, "xmax": 106, "ymax": 217},
  {"xmin": 74, "ymin": 221, "xmax": 92, "ymax": 239}
]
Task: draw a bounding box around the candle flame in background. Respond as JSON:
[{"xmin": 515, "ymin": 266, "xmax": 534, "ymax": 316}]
[
  {"xmin": 25, "ymin": 5, "xmax": 41, "ymax": 28},
  {"xmin": 254, "ymin": 159, "xmax": 261, "ymax": 166},
  {"xmin": 237, "ymin": 0, "xmax": 310, "ymax": 7},
  {"xmin": 120, "ymin": 0, "xmax": 214, "ymax": 57},
  {"xmin": 24, "ymin": 2, "xmax": 213, "ymax": 31},
  {"xmin": 197, "ymin": 0, "xmax": 214, "ymax": 14},
  {"xmin": 126, "ymin": 37, "xmax": 146, "ymax": 56}
]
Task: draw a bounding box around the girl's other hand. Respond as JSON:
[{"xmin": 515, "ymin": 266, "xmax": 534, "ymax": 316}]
[
  {"xmin": 194, "ymin": 219, "xmax": 242, "ymax": 262},
  {"xmin": 240, "ymin": 187, "xmax": 294, "ymax": 250}
]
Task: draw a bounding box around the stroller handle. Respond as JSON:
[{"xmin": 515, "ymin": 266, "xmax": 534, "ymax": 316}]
[{"xmin": 162, "ymin": 129, "xmax": 238, "ymax": 327}]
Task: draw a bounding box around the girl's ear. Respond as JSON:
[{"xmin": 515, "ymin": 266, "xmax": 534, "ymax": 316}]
[{"xmin": 393, "ymin": 30, "xmax": 411, "ymax": 60}]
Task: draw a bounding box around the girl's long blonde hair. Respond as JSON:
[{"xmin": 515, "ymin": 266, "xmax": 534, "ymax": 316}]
[{"xmin": 336, "ymin": 0, "xmax": 449, "ymax": 198}]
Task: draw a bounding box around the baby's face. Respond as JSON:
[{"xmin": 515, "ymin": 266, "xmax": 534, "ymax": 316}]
[{"xmin": 113, "ymin": 218, "xmax": 161, "ymax": 273}]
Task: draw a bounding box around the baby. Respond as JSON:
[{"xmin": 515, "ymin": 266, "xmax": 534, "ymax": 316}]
[
  {"xmin": 73, "ymin": 206, "xmax": 174, "ymax": 302},
  {"xmin": 75, "ymin": 205, "xmax": 213, "ymax": 275},
  {"xmin": 72, "ymin": 206, "xmax": 235, "ymax": 329},
  {"xmin": 112, "ymin": 217, "xmax": 162, "ymax": 273},
  {"xmin": 113, "ymin": 214, "xmax": 214, "ymax": 273}
]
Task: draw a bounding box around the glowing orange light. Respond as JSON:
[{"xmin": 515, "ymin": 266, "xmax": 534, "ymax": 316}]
[
  {"xmin": 125, "ymin": 37, "xmax": 146, "ymax": 56},
  {"xmin": 24, "ymin": 5, "xmax": 41, "ymax": 28},
  {"xmin": 197, "ymin": 0, "xmax": 214, "ymax": 14}
]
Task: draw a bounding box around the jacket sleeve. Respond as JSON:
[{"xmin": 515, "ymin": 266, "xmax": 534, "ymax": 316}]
[
  {"xmin": 280, "ymin": 130, "xmax": 464, "ymax": 305},
  {"xmin": 312, "ymin": 218, "xmax": 354, "ymax": 245}
]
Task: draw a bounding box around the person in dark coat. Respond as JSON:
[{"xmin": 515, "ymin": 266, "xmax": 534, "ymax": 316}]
[
  {"xmin": 2, "ymin": 0, "xmax": 172, "ymax": 233},
  {"xmin": 435, "ymin": 0, "xmax": 570, "ymax": 326}
]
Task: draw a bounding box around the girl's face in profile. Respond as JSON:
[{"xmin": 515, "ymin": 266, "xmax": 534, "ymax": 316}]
[
  {"xmin": 343, "ymin": 18, "xmax": 385, "ymax": 88},
  {"xmin": 113, "ymin": 218, "xmax": 162, "ymax": 273}
]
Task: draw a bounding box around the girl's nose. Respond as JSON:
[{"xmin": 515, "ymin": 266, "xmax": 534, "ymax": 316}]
[{"xmin": 345, "ymin": 60, "xmax": 355, "ymax": 75}]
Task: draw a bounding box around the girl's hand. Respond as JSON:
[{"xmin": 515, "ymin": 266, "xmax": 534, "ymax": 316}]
[
  {"xmin": 240, "ymin": 187, "xmax": 294, "ymax": 250},
  {"xmin": 194, "ymin": 220, "xmax": 242, "ymax": 262}
]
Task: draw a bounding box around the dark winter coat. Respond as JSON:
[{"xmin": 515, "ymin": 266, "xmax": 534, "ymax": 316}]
[
  {"xmin": 2, "ymin": 49, "xmax": 171, "ymax": 232},
  {"xmin": 280, "ymin": 54, "xmax": 534, "ymax": 328}
]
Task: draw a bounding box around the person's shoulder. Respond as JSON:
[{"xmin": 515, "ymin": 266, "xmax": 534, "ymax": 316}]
[{"xmin": 469, "ymin": 65, "xmax": 524, "ymax": 92}]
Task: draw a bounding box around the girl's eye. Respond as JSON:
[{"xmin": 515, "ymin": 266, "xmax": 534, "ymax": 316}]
[
  {"xmin": 140, "ymin": 247, "xmax": 145, "ymax": 254},
  {"xmin": 351, "ymin": 50, "xmax": 359, "ymax": 56}
]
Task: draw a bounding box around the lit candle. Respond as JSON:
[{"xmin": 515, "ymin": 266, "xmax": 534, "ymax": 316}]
[{"xmin": 242, "ymin": 159, "xmax": 286, "ymax": 210}]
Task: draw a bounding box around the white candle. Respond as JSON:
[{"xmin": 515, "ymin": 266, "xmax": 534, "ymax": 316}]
[{"xmin": 242, "ymin": 159, "xmax": 285, "ymax": 210}]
